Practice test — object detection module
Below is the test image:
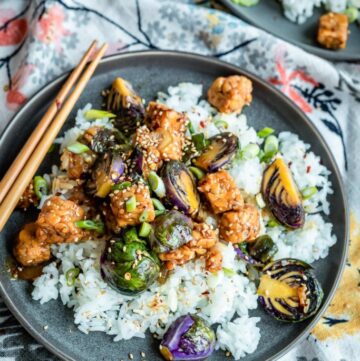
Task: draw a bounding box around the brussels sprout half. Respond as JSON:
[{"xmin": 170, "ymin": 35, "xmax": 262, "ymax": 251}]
[
  {"xmin": 161, "ymin": 161, "xmax": 200, "ymax": 216},
  {"xmin": 192, "ymin": 132, "xmax": 238, "ymax": 172},
  {"xmin": 100, "ymin": 232, "xmax": 160, "ymax": 295},
  {"xmin": 261, "ymin": 158, "xmax": 305, "ymax": 229},
  {"xmin": 149, "ymin": 210, "xmax": 193, "ymax": 253},
  {"xmin": 159, "ymin": 314, "xmax": 215, "ymax": 361},
  {"xmin": 257, "ymin": 258, "xmax": 323, "ymax": 322}
]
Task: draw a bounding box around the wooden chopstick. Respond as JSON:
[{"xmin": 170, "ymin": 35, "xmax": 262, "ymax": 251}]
[
  {"xmin": 0, "ymin": 42, "xmax": 108, "ymax": 232},
  {"xmin": 0, "ymin": 41, "xmax": 98, "ymax": 204}
]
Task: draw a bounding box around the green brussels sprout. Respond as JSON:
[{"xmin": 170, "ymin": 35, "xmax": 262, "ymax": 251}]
[
  {"xmin": 100, "ymin": 228, "xmax": 160, "ymax": 295},
  {"xmin": 149, "ymin": 210, "xmax": 193, "ymax": 253},
  {"xmin": 248, "ymin": 235, "xmax": 278, "ymax": 263}
]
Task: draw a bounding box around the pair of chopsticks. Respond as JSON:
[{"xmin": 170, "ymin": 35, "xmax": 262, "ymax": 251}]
[{"xmin": 0, "ymin": 41, "xmax": 108, "ymax": 231}]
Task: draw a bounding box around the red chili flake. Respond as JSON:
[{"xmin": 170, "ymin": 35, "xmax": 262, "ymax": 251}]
[
  {"xmin": 200, "ymin": 120, "xmax": 206, "ymax": 128},
  {"xmin": 306, "ymin": 165, "xmax": 311, "ymax": 173},
  {"xmin": 288, "ymin": 161, "xmax": 292, "ymax": 168},
  {"xmin": 201, "ymin": 290, "xmax": 210, "ymax": 296}
]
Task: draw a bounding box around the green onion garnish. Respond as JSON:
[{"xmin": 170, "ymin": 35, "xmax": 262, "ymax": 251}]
[
  {"xmin": 152, "ymin": 198, "xmax": 165, "ymax": 211},
  {"xmin": 263, "ymin": 135, "xmax": 279, "ymax": 155},
  {"xmin": 148, "ymin": 171, "xmax": 166, "ymax": 198},
  {"xmin": 232, "ymin": 0, "xmax": 259, "ymax": 6},
  {"xmin": 257, "ymin": 127, "xmax": 274, "ymax": 138},
  {"xmin": 192, "ymin": 133, "xmax": 209, "ymax": 152},
  {"xmin": 267, "ymin": 219, "xmax": 280, "ymax": 228},
  {"xmin": 187, "ymin": 121, "xmax": 195, "ymax": 135},
  {"xmin": 139, "ymin": 222, "xmax": 152, "ymax": 237},
  {"xmin": 33, "ymin": 176, "xmax": 48, "ymax": 199},
  {"xmin": 112, "ymin": 181, "xmax": 132, "ymax": 191},
  {"xmin": 155, "ymin": 209, "xmax": 166, "ymax": 217},
  {"xmin": 84, "ymin": 109, "xmax": 116, "ymax": 120},
  {"xmin": 189, "ymin": 166, "xmax": 205, "ymax": 180},
  {"xmin": 126, "ymin": 195, "xmax": 137, "ymax": 212},
  {"xmin": 239, "ymin": 143, "xmax": 260, "ymax": 160},
  {"xmin": 65, "ymin": 268, "xmax": 80, "ymax": 287},
  {"xmin": 344, "ymin": 7, "xmax": 358, "ymax": 23},
  {"xmin": 139, "ymin": 210, "xmax": 149, "ymax": 222},
  {"xmin": 75, "ymin": 220, "xmax": 105, "ymax": 233},
  {"xmin": 222, "ymin": 267, "xmax": 236, "ymax": 277},
  {"xmin": 214, "ymin": 119, "xmax": 228, "ymax": 129},
  {"xmin": 67, "ymin": 142, "xmax": 90, "ymax": 154},
  {"xmin": 301, "ymin": 186, "xmax": 318, "ymax": 200}
]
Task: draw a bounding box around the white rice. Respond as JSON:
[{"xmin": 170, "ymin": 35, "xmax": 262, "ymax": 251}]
[
  {"xmin": 280, "ymin": 0, "xmax": 354, "ymax": 24},
  {"xmin": 32, "ymin": 82, "xmax": 337, "ymax": 359}
]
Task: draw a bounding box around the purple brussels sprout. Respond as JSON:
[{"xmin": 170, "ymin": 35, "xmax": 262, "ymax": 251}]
[
  {"xmin": 160, "ymin": 161, "xmax": 200, "ymax": 216},
  {"xmin": 192, "ymin": 132, "xmax": 238, "ymax": 172},
  {"xmin": 160, "ymin": 315, "xmax": 215, "ymax": 361}
]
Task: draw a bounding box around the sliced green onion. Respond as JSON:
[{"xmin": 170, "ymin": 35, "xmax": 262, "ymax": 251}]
[
  {"xmin": 239, "ymin": 143, "xmax": 260, "ymax": 160},
  {"xmin": 257, "ymin": 127, "xmax": 274, "ymax": 138},
  {"xmin": 255, "ymin": 193, "xmax": 266, "ymax": 209},
  {"xmin": 112, "ymin": 181, "xmax": 132, "ymax": 191},
  {"xmin": 187, "ymin": 121, "xmax": 195, "ymax": 135},
  {"xmin": 126, "ymin": 195, "xmax": 137, "ymax": 212},
  {"xmin": 139, "ymin": 222, "xmax": 152, "ymax": 237},
  {"xmin": 155, "ymin": 209, "xmax": 166, "ymax": 217},
  {"xmin": 67, "ymin": 142, "xmax": 90, "ymax": 154},
  {"xmin": 232, "ymin": 0, "xmax": 259, "ymax": 6},
  {"xmin": 344, "ymin": 7, "xmax": 359, "ymax": 23},
  {"xmin": 148, "ymin": 171, "xmax": 166, "ymax": 198},
  {"xmin": 33, "ymin": 176, "xmax": 48, "ymax": 199},
  {"xmin": 152, "ymin": 198, "xmax": 166, "ymax": 211},
  {"xmin": 84, "ymin": 109, "xmax": 116, "ymax": 120},
  {"xmin": 267, "ymin": 219, "xmax": 280, "ymax": 228},
  {"xmin": 139, "ymin": 210, "xmax": 149, "ymax": 222},
  {"xmin": 263, "ymin": 135, "xmax": 279, "ymax": 155},
  {"xmin": 189, "ymin": 166, "xmax": 205, "ymax": 180},
  {"xmin": 214, "ymin": 119, "xmax": 228, "ymax": 129},
  {"xmin": 301, "ymin": 186, "xmax": 318, "ymax": 200},
  {"xmin": 65, "ymin": 268, "xmax": 80, "ymax": 287},
  {"xmin": 223, "ymin": 267, "xmax": 236, "ymax": 277},
  {"xmin": 75, "ymin": 220, "xmax": 104, "ymax": 234},
  {"xmin": 192, "ymin": 133, "xmax": 209, "ymax": 152}
]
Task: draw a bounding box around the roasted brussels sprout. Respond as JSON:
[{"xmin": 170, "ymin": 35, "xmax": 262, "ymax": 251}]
[
  {"xmin": 261, "ymin": 158, "xmax": 305, "ymax": 229},
  {"xmin": 161, "ymin": 161, "xmax": 200, "ymax": 215},
  {"xmin": 106, "ymin": 77, "xmax": 145, "ymax": 134},
  {"xmin": 234, "ymin": 244, "xmax": 262, "ymax": 267},
  {"xmin": 90, "ymin": 128, "xmax": 130, "ymax": 154},
  {"xmin": 159, "ymin": 314, "xmax": 215, "ymax": 361},
  {"xmin": 92, "ymin": 152, "xmax": 125, "ymax": 197},
  {"xmin": 248, "ymin": 235, "xmax": 278, "ymax": 263},
  {"xmin": 149, "ymin": 210, "xmax": 193, "ymax": 253},
  {"xmin": 257, "ymin": 258, "xmax": 323, "ymax": 322},
  {"xmin": 192, "ymin": 132, "xmax": 238, "ymax": 172},
  {"xmin": 100, "ymin": 229, "xmax": 160, "ymax": 295}
]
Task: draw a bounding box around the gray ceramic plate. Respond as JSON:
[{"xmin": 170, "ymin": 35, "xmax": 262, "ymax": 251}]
[
  {"xmin": 220, "ymin": 0, "xmax": 360, "ymax": 61},
  {"xmin": 0, "ymin": 51, "xmax": 348, "ymax": 361}
]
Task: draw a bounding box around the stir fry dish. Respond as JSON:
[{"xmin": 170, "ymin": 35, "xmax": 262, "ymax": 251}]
[{"xmin": 12, "ymin": 75, "xmax": 336, "ymax": 360}]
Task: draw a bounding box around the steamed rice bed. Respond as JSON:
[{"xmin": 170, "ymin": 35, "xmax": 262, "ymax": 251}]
[{"xmin": 32, "ymin": 82, "xmax": 336, "ymax": 360}]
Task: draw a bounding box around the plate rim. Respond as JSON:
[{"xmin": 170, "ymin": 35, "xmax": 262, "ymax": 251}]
[
  {"xmin": 0, "ymin": 50, "xmax": 349, "ymax": 361},
  {"xmin": 219, "ymin": 0, "xmax": 360, "ymax": 62}
]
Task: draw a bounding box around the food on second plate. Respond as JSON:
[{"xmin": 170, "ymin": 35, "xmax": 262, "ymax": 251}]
[
  {"xmin": 317, "ymin": 12, "xmax": 349, "ymax": 49},
  {"xmin": 12, "ymin": 75, "xmax": 336, "ymax": 360}
]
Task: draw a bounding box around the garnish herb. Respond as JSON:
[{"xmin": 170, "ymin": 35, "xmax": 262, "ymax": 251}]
[
  {"xmin": 33, "ymin": 176, "xmax": 48, "ymax": 199},
  {"xmin": 67, "ymin": 142, "xmax": 90, "ymax": 154}
]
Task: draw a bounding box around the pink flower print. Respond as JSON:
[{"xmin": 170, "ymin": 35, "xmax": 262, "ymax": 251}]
[
  {"xmin": 35, "ymin": 5, "xmax": 70, "ymax": 50},
  {"xmin": 6, "ymin": 64, "xmax": 34, "ymax": 110},
  {"xmin": 0, "ymin": 9, "xmax": 28, "ymax": 46},
  {"xmin": 269, "ymin": 49, "xmax": 317, "ymax": 113}
]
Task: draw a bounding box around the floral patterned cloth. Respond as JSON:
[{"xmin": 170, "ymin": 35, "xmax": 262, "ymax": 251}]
[{"xmin": 0, "ymin": 1, "xmax": 359, "ymax": 360}]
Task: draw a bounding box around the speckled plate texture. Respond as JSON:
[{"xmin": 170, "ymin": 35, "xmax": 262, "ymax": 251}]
[
  {"xmin": 220, "ymin": 0, "xmax": 360, "ymax": 61},
  {"xmin": 0, "ymin": 51, "xmax": 349, "ymax": 361}
]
